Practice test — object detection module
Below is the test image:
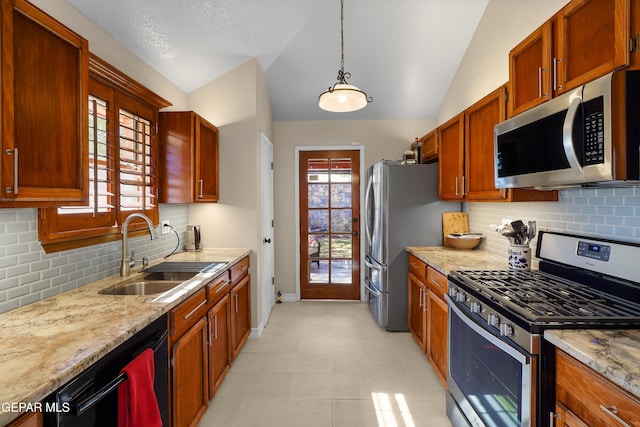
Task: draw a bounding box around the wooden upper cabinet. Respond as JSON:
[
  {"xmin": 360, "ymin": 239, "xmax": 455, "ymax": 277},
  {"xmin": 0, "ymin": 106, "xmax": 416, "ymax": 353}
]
[
  {"xmin": 437, "ymin": 115, "xmax": 465, "ymax": 200},
  {"xmin": 508, "ymin": 21, "xmax": 553, "ymax": 116},
  {"xmin": 159, "ymin": 111, "xmax": 219, "ymax": 203},
  {"xmin": 418, "ymin": 130, "xmax": 438, "ymax": 163},
  {"xmin": 1, "ymin": 0, "xmax": 88, "ymax": 207},
  {"xmin": 555, "ymin": 0, "xmax": 630, "ymax": 95},
  {"xmin": 465, "ymin": 86, "xmax": 508, "ymax": 201}
]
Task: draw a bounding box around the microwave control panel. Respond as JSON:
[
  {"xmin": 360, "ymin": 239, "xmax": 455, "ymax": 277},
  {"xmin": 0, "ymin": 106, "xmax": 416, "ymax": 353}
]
[{"xmin": 584, "ymin": 98, "xmax": 605, "ymax": 165}]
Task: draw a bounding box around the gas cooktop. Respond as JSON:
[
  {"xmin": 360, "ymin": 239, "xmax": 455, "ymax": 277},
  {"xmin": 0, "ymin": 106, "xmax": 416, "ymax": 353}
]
[{"xmin": 449, "ymin": 269, "xmax": 640, "ymax": 324}]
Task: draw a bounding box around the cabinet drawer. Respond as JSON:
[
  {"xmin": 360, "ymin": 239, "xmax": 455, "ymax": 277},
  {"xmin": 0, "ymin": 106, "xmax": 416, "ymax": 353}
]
[
  {"xmin": 408, "ymin": 254, "xmax": 427, "ymax": 283},
  {"xmin": 556, "ymin": 349, "xmax": 640, "ymax": 426},
  {"xmin": 170, "ymin": 288, "xmax": 208, "ymax": 339},
  {"xmin": 426, "ymin": 266, "xmax": 448, "ymax": 301},
  {"xmin": 208, "ymin": 271, "xmax": 232, "ymax": 306},
  {"xmin": 230, "ymin": 257, "xmax": 249, "ymax": 284}
]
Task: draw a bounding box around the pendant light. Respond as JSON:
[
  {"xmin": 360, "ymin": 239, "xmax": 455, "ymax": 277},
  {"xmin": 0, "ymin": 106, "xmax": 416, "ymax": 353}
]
[{"xmin": 318, "ymin": 0, "xmax": 372, "ymax": 112}]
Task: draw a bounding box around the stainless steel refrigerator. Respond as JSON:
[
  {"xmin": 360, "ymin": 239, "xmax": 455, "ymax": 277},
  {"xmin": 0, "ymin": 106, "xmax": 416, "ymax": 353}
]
[{"xmin": 364, "ymin": 159, "xmax": 460, "ymax": 331}]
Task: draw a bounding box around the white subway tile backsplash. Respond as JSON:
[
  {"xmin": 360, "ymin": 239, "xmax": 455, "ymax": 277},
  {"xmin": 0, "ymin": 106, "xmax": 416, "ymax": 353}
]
[
  {"xmin": 0, "ymin": 204, "xmax": 189, "ymax": 315},
  {"xmin": 468, "ymin": 187, "xmax": 640, "ymax": 261}
]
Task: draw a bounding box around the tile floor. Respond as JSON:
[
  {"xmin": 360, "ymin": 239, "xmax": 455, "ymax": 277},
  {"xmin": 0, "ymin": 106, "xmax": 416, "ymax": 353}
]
[{"xmin": 199, "ymin": 301, "xmax": 452, "ymax": 427}]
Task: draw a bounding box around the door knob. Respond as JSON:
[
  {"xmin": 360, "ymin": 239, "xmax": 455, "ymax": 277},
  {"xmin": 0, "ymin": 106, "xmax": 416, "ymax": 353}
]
[{"xmin": 264, "ymin": 238, "xmax": 272, "ymax": 243}]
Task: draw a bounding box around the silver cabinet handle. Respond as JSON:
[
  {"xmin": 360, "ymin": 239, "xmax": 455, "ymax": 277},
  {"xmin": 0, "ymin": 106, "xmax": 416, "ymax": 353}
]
[
  {"xmin": 455, "ymin": 176, "xmax": 459, "ymax": 196},
  {"xmin": 214, "ymin": 314, "xmax": 218, "ymax": 339},
  {"xmin": 199, "ymin": 178, "xmax": 204, "ymax": 198},
  {"xmin": 422, "ymin": 289, "xmax": 427, "ymax": 312},
  {"xmin": 599, "ymin": 405, "xmax": 631, "ymax": 427},
  {"xmin": 538, "ymin": 66, "xmax": 543, "ymax": 98},
  {"xmin": 553, "ymin": 58, "xmax": 557, "ymax": 91},
  {"xmin": 235, "ymin": 294, "xmax": 239, "ymax": 313},
  {"xmin": 5, "ymin": 148, "xmax": 18, "ymax": 194},
  {"xmin": 461, "ymin": 175, "xmax": 466, "ymax": 196},
  {"xmin": 418, "ymin": 288, "xmax": 423, "ymax": 308},
  {"xmin": 183, "ymin": 300, "xmax": 207, "ymax": 320}
]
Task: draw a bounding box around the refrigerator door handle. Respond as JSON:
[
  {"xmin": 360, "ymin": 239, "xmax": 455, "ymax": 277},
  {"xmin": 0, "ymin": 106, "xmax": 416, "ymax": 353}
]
[
  {"xmin": 364, "ymin": 255, "xmax": 385, "ymax": 271},
  {"xmin": 364, "ymin": 176, "xmax": 374, "ymax": 249},
  {"xmin": 364, "ymin": 278, "xmax": 381, "ymax": 297}
]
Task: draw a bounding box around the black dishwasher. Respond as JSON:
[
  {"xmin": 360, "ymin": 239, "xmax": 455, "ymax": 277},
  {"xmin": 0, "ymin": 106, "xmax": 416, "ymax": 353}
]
[{"xmin": 43, "ymin": 314, "xmax": 169, "ymax": 426}]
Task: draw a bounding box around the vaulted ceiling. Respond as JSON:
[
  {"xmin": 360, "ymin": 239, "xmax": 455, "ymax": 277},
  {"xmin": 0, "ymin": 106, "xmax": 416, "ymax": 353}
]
[{"xmin": 64, "ymin": 0, "xmax": 489, "ymax": 120}]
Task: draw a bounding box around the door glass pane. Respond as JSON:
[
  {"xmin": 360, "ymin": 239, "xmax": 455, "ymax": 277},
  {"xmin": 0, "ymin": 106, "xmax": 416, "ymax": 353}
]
[
  {"xmin": 308, "ymin": 210, "xmax": 328, "ymax": 233},
  {"xmin": 331, "ymin": 209, "xmax": 351, "ymax": 233},
  {"xmin": 331, "ymin": 184, "xmax": 351, "ymax": 208},
  {"xmin": 308, "ymin": 159, "xmax": 329, "ymax": 182},
  {"xmin": 308, "ymin": 184, "xmax": 328, "ymax": 208},
  {"xmin": 331, "ymin": 260, "xmax": 352, "ymax": 284},
  {"xmin": 330, "ymin": 159, "xmax": 352, "ymax": 182},
  {"xmin": 331, "ymin": 234, "xmax": 352, "ymax": 258}
]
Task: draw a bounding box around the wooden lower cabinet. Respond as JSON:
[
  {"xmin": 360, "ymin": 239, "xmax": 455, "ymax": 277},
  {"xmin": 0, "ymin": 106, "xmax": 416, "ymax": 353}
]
[
  {"xmin": 6, "ymin": 411, "xmax": 42, "ymax": 427},
  {"xmin": 408, "ymin": 272, "xmax": 427, "ymax": 352},
  {"xmin": 407, "ymin": 256, "xmax": 449, "ymax": 389},
  {"xmin": 171, "ymin": 316, "xmax": 209, "ymax": 427},
  {"xmin": 555, "ymin": 349, "xmax": 640, "ymax": 426},
  {"xmin": 230, "ymin": 274, "xmax": 251, "ymax": 361},
  {"xmin": 208, "ymin": 294, "xmax": 231, "ymax": 399},
  {"xmin": 426, "ymin": 289, "xmax": 448, "ymax": 387}
]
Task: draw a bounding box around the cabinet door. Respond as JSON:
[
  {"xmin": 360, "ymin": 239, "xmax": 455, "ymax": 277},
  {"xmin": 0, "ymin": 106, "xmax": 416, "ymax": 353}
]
[
  {"xmin": 509, "ymin": 21, "xmax": 553, "ymax": 116},
  {"xmin": 465, "ymin": 86, "xmax": 508, "ymax": 201},
  {"xmin": 408, "ymin": 272, "xmax": 427, "ymax": 352},
  {"xmin": 6, "ymin": 411, "xmax": 42, "ymax": 427},
  {"xmin": 1, "ymin": 0, "xmax": 88, "ymax": 206},
  {"xmin": 230, "ymin": 275, "xmax": 251, "ymax": 360},
  {"xmin": 426, "ymin": 290, "xmax": 448, "ymax": 388},
  {"xmin": 208, "ymin": 294, "xmax": 230, "ymax": 400},
  {"xmin": 437, "ymin": 115, "xmax": 465, "ymax": 200},
  {"xmin": 418, "ymin": 130, "xmax": 438, "ymax": 163},
  {"xmin": 194, "ymin": 115, "xmax": 219, "ymax": 202},
  {"xmin": 555, "ymin": 403, "xmax": 589, "ymax": 427},
  {"xmin": 555, "ymin": 0, "xmax": 630, "ymax": 94},
  {"xmin": 171, "ymin": 316, "xmax": 208, "ymax": 427}
]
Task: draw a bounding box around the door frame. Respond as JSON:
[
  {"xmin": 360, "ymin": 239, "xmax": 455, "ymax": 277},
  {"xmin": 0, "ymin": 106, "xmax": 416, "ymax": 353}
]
[{"xmin": 294, "ymin": 145, "xmax": 365, "ymax": 301}]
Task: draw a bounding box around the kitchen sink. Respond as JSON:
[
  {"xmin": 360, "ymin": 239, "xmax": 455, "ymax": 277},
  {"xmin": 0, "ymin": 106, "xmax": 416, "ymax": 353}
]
[
  {"xmin": 99, "ymin": 280, "xmax": 184, "ymax": 296},
  {"xmin": 142, "ymin": 271, "xmax": 198, "ymax": 281}
]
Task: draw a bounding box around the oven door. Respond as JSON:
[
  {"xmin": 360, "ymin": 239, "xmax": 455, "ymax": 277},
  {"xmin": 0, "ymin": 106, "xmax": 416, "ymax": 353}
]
[{"xmin": 446, "ymin": 299, "xmax": 535, "ymax": 427}]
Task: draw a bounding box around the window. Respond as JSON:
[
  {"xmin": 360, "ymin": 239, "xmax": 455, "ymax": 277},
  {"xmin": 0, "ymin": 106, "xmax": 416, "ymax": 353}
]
[{"xmin": 38, "ymin": 55, "xmax": 170, "ymax": 253}]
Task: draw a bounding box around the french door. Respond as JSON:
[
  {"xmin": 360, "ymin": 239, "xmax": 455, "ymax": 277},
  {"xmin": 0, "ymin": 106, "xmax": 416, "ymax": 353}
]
[{"xmin": 299, "ymin": 150, "xmax": 360, "ymax": 299}]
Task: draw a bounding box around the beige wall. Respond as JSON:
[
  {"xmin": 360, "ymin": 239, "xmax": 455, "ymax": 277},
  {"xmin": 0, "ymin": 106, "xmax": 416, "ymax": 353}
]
[
  {"xmin": 188, "ymin": 59, "xmax": 273, "ymax": 330},
  {"xmin": 437, "ymin": 0, "xmax": 568, "ymax": 125},
  {"xmin": 272, "ymin": 119, "xmax": 435, "ymax": 296}
]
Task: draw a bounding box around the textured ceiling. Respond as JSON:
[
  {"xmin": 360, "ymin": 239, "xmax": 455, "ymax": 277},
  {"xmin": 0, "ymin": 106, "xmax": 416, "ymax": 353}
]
[{"xmin": 64, "ymin": 0, "xmax": 489, "ymax": 121}]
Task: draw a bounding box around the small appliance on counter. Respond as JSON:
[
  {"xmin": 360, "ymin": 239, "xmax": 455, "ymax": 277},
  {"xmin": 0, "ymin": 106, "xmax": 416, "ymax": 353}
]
[{"xmin": 184, "ymin": 225, "xmax": 202, "ymax": 251}]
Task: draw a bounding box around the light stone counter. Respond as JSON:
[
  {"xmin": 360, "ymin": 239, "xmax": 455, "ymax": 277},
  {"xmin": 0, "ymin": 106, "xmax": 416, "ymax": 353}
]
[
  {"xmin": 545, "ymin": 329, "xmax": 640, "ymax": 399},
  {"xmin": 0, "ymin": 248, "xmax": 250, "ymax": 425},
  {"xmin": 406, "ymin": 246, "xmax": 508, "ymax": 275}
]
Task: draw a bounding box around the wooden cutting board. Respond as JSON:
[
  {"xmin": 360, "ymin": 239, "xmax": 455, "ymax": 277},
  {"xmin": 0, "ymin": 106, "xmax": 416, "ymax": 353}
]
[{"xmin": 442, "ymin": 212, "xmax": 469, "ymax": 245}]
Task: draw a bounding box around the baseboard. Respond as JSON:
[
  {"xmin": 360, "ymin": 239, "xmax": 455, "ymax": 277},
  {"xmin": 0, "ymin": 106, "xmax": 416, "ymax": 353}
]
[
  {"xmin": 280, "ymin": 293, "xmax": 297, "ymax": 302},
  {"xmin": 250, "ymin": 324, "xmax": 263, "ymax": 339}
]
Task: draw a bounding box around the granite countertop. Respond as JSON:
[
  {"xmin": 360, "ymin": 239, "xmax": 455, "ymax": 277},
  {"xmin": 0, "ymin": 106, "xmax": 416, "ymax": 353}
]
[
  {"xmin": 406, "ymin": 246, "xmax": 508, "ymax": 275},
  {"xmin": 0, "ymin": 248, "xmax": 250, "ymax": 425},
  {"xmin": 545, "ymin": 329, "xmax": 640, "ymax": 399}
]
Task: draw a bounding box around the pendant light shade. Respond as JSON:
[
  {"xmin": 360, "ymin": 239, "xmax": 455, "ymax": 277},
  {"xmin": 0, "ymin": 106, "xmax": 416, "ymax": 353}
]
[{"xmin": 319, "ymin": 0, "xmax": 372, "ymax": 112}]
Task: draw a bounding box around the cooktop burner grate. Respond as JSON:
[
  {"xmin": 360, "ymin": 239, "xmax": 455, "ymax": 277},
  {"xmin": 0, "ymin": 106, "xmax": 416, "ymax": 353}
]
[{"xmin": 450, "ymin": 269, "xmax": 640, "ymax": 323}]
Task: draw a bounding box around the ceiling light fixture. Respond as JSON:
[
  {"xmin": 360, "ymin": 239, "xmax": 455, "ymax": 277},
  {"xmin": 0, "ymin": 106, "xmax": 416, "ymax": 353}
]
[{"xmin": 318, "ymin": 0, "xmax": 372, "ymax": 112}]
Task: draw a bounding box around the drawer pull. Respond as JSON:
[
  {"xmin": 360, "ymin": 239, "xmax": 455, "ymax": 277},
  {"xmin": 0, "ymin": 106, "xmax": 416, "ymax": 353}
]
[
  {"xmin": 431, "ymin": 278, "xmax": 443, "ymax": 288},
  {"xmin": 239, "ymin": 265, "xmax": 248, "ymax": 273},
  {"xmin": 599, "ymin": 405, "xmax": 631, "ymax": 427},
  {"xmin": 410, "ymin": 263, "xmax": 420, "ymax": 269},
  {"xmin": 183, "ymin": 300, "xmax": 207, "ymax": 320},
  {"xmin": 214, "ymin": 279, "xmax": 231, "ymax": 292}
]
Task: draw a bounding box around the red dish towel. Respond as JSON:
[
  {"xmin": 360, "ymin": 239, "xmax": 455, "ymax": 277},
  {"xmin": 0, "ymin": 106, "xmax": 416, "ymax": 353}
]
[{"xmin": 118, "ymin": 348, "xmax": 163, "ymax": 427}]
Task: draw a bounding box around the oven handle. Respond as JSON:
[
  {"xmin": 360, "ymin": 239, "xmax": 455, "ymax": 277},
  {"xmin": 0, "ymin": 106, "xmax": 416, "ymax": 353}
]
[
  {"xmin": 447, "ymin": 296, "xmax": 531, "ymax": 365},
  {"xmin": 73, "ymin": 329, "xmax": 169, "ymax": 416}
]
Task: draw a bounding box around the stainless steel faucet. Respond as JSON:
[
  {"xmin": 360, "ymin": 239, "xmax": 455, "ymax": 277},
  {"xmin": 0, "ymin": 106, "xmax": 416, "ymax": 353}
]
[{"xmin": 120, "ymin": 213, "xmax": 158, "ymax": 277}]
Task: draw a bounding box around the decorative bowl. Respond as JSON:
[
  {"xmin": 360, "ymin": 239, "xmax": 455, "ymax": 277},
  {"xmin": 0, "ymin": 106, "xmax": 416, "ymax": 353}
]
[{"xmin": 445, "ymin": 233, "xmax": 484, "ymax": 250}]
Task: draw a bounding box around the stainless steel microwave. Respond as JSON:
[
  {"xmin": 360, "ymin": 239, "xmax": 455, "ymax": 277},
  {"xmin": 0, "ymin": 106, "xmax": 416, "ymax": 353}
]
[{"xmin": 494, "ymin": 71, "xmax": 640, "ymax": 189}]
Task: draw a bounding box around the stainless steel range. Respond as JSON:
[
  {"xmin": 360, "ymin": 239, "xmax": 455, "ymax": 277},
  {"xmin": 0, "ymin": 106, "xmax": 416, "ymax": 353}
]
[{"xmin": 445, "ymin": 231, "xmax": 640, "ymax": 427}]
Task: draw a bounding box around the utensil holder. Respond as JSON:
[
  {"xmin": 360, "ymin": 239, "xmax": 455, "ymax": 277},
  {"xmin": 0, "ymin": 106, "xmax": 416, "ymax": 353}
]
[{"xmin": 508, "ymin": 244, "xmax": 531, "ymax": 270}]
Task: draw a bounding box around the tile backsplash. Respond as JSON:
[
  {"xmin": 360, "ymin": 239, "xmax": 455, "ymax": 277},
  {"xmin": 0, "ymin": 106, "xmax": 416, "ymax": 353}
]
[
  {"xmin": 468, "ymin": 186, "xmax": 640, "ymax": 266},
  {"xmin": 0, "ymin": 204, "xmax": 189, "ymax": 315}
]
